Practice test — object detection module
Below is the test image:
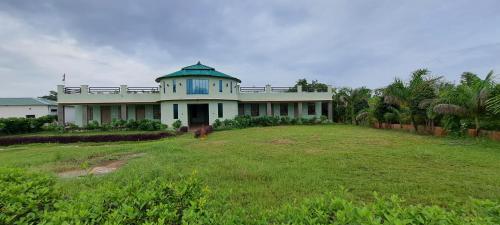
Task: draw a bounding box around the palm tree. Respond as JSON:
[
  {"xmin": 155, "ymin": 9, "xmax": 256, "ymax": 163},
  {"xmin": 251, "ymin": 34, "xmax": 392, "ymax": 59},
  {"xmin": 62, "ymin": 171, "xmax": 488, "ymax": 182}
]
[
  {"xmin": 384, "ymin": 69, "xmax": 441, "ymax": 131},
  {"xmin": 339, "ymin": 87, "xmax": 371, "ymax": 124},
  {"xmin": 433, "ymin": 71, "xmax": 496, "ymax": 135},
  {"xmin": 487, "ymin": 95, "xmax": 500, "ymax": 114}
]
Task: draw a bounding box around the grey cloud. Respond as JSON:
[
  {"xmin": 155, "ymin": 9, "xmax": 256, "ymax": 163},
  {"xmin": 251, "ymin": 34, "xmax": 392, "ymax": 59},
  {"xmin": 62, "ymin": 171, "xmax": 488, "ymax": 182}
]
[{"xmin": 0, "ymin": 0, "xmax": 499, "ymax": 97}]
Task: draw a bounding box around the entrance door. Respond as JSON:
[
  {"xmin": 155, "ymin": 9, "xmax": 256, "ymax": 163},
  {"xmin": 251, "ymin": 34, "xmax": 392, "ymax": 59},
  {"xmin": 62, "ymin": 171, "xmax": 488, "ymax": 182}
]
[
  {"xmin": 101, "ymin": 106, "xmax": 111, "ymax": 124},
  {"xmin": 187, "ymin": 104, "xmax": 209, "ymax": 127},
  {"xmin": 136, "ymin": 105, "xmax": 145, "ymax": 121}
]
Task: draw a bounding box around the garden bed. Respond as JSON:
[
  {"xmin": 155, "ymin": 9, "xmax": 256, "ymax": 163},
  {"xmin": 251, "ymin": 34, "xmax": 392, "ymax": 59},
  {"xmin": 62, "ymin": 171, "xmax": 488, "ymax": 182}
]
[{"xmin": 0, "ymin": 131, "xmax": 174, "ymax": 146}]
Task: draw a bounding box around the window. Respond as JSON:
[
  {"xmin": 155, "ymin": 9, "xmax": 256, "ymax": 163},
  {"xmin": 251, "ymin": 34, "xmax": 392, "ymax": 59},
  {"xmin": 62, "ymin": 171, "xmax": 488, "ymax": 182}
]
[
  {"xmin": 26, "ymin": 115, "xmax": 35, "ymax": 118},
  {"xmin": 187, "ymin": 79, "xmax": 209, "ymax": 94},
  {"xmin": 173, "ymin": 104, "xmax": 178, "ymax": 119},
  {"xmin": 163, "ymin": 81, "xmax": 166, "ymax": 94},
  {"xmin": 219, "ymin": 80, "xmax": 223, "ymax": 92},
  {"xmin": 238, "ymin": 104, "xmax": 244, "ymax": 115},
  {"xmin": 50, "ymin": 109, "xmax": 57, "ymax": 112},
  {"xmin": 308, "ymin": 103, "xmax": 316, "ymax": 115},
  {"xmin": 218, "ymin": 103, "xmax": 223, "ymax": 118},
  {"xmin": 251, "ymin": 104, "xmax": 259, "ymax": 117},
  {"xmin": 230, "ymin": 81, "xmax": 233, "ymax": 93},
  {"xmin": 280, "ymin": 103, "xmax": 288, "ymax": 116},
  {"xmin": 173, "ymin": 80, "xmax": 176, "ymax": 93},
  {"xmin": 153, "ymin": 105, "xmax": 161, "ymax": 120}
]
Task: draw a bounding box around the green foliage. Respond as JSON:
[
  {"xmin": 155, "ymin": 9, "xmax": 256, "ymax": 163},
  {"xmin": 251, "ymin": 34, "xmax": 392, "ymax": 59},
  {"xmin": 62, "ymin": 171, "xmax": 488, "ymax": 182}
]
[
  {"xmin": 172, "ymin": 120, "xmax": 182, "ymax": 129},
  {"xmin": 0, "ymin": 115, "xmax": 57, "ymax": 135},
  {"xmin": 213, "ymin": 115, "xmax": 328, "ymax": 130},
  {"xmin": 290, "ymin": 78, "xmax": 329, "ymax": 92},
  {"xmin": 0, "ymin": 168, "xmax": 206, "ymax": 224},
  {"xmin": 0, "ymin": 168, "xmax": 57, "ymax": 225},
  {"xmin": 86, "ymin": 120, "xmax": 100, "ymax": 130},
  {"xmin": 266, "ymin": 193, "xmax": 500, "ymax": 225}
]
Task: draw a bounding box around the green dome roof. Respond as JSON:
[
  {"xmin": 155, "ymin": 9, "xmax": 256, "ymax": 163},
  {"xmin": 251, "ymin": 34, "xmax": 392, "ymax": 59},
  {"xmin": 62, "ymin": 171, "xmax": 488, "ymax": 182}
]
[{"xmin": 155, "ymin": 62, "xmax": 241, "ymax": 82}]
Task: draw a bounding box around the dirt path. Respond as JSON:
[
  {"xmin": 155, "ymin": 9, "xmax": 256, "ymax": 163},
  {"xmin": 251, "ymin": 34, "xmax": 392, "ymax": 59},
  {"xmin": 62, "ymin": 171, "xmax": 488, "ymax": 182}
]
[{"xmin": 58, "ymin": 153, "xmax": 145, "ymax": 178}]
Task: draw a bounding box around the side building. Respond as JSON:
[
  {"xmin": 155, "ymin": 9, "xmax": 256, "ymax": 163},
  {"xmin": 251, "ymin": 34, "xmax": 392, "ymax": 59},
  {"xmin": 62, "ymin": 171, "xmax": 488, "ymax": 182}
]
[{"xmin": 57, "ymin": 62, "xmax": 333, "ymax": 127}]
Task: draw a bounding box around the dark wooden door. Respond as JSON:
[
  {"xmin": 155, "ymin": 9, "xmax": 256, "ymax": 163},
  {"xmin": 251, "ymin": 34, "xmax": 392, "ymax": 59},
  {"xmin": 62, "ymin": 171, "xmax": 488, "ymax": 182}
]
[
  {"xmin": 101, "ymin": 106, "xmax": 111, "ymax": 124},
  {"xmin": 136, "ymin": 105, "xmax": 145, "ymax": 121}
]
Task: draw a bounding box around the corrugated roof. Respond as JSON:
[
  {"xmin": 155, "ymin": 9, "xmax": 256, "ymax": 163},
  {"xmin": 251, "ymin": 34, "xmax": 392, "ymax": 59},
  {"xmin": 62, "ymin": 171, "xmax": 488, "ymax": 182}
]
[
  {"xmin": 155, "ymin": 62, "xmax": 241, "ymax": 83},
  {"xmin": 0, "ymin": 98, "xmax": 56, "ymax": 106}
]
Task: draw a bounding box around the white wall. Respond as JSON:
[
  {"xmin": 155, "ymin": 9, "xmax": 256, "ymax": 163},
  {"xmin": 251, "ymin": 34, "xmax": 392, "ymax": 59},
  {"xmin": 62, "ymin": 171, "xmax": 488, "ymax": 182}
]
[
  {"xmin": 64, "ymin": 106, "xmax": 76, "ymax": 124},
  {"xmin": 161, "ymin": 100, "xmax": 238, "ymax": 127},
  {"xmin": 0, "ymin": 105, "xmax": 54, "ymax": 118}
]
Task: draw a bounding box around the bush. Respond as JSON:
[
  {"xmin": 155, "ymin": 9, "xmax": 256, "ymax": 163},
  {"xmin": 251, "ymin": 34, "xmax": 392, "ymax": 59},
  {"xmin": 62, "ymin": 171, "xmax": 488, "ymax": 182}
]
[
  {"xmin": 172, "ymin": 120, "xmax": 182, "ymax": 129},
  {"xmin": 86, "ymin": 120, "xmax": 100, "ymax": 130},
  {"xmin": 265, "ymin": 193, "xmax": 500, "ymax": 225},
  {"xmin": 0, "ymin": 115, "xmax": 56, "ymax": 135},
  {"xmin": 0, "ymin": 169, "xmax": 207, "ymax": 224},
  {"xmin": 0, "ymin": 168, "xmax": 57, "ymax": 225}
]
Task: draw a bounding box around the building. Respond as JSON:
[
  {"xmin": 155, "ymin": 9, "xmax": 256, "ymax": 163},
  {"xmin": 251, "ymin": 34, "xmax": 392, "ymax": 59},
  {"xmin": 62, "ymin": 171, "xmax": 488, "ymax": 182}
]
[
  {"xmin": 57, "ymin": 62, "xmax": 333, "ymax": 127},
  {"xmin": 0, "ymin": 98, "xmax": 58, "ymax": 118}
]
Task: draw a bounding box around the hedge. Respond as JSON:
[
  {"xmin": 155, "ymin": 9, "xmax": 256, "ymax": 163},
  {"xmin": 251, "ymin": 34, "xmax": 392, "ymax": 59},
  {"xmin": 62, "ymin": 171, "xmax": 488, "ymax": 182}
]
[{"xmin": 0, "ymin": 132, "xmax": 174, "ymax": 146}]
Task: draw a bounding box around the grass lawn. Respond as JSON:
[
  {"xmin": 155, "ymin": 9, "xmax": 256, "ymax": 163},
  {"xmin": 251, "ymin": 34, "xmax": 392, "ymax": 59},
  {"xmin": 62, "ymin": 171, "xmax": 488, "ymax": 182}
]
[{"xmin": 1, "ymin": 125, "xmax": 499, "ymax": 219}]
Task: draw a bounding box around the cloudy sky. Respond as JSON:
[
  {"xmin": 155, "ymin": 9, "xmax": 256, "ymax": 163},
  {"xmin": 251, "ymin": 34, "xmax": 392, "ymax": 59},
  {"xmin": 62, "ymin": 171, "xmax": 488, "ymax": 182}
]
[{"xmin": 0, "ymin": 0, "xmax": 499, "ymax": 97}]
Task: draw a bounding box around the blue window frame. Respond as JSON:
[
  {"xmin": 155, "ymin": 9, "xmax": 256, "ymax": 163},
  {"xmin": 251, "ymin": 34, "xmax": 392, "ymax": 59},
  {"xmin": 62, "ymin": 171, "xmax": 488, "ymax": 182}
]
[
  {"xmin": 173, "ymin": 104, "xmax": 178, "ymax": 119},
  {"xmin": 219, "ymin": 80, "xmax": 223, "ymax": 92},
  {"xmin": 187, "ymin": 79, "xmax": 209, "ymax": 94},
  {"xmin": 172, "ymin": 80, "xmax": 177, "ymax": 93}
]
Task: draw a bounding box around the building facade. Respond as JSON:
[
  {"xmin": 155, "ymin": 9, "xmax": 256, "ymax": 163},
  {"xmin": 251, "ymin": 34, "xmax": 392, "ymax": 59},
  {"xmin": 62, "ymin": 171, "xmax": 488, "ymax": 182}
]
[
  {"xmin": 57, "ymin": 62, "xmax": 333, "ymax": 127},
  {"xmin": 0, "ymin": 98, "xmax": 57, "ymax": 118}
]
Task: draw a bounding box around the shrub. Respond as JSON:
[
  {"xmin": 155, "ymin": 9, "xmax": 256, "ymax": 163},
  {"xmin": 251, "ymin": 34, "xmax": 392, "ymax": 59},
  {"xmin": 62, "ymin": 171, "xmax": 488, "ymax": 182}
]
[
  {"xmin": 0, "ymin": 168, "xmax": 57, "ymax": 225},
  {"xmin": 172, "ymin": 120, "xmax": 182, "ymax": 129},
  {"xmin": 0, "ymin": 116, "xmax": 56, "ymax": 135},
  {"xmin": 86, "ymin": 120, "xmax": 100, "ymax": 130},
  {"xmin": 125, "ymin": 119, "xmax": 139, "ymax": 130},
  {"xmin": 265, "ymin": 193, "xmax": 500, "ymax": 225},
  {"xmin": 0, "ymin": 169, "xmax": 207, "ymax": 224},
  {"xmin": 213, "ymin": 119, "xmax": 222, "ymax": 129},
  {"xmin": 111, "ymin": 119, "xmax": 126, "ymax": 129}
]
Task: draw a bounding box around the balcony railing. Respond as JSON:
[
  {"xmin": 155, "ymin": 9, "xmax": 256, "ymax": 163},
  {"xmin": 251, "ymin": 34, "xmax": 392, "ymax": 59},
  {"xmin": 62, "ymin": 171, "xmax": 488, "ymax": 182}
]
[
  {"xmin": 64, "ymin": 87, "xmax": 81, "ymax": 94},
  {"xmin": 88, "ymin": 87, "xmax": 120, "ymax": 94},
  {"xmin": 271, "ymin": 87, "xmax": 296, "ymax": 92},
  {"xmin": 240, "ymin": 87, "xmax": 265, "ymax": 93},
  {"xmin": 127, "ymin": 87, "xmax": 159, "ymax": 93}
]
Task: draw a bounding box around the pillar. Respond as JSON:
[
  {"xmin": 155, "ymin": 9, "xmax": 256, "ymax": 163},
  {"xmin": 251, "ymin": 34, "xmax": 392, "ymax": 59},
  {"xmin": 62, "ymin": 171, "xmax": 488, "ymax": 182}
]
[
  {"xmin": 266, "ymin": 102, "xmax": 272, "ymax": 116},
  {"xmin": 57, "ymin": 104, "xmax": 65, "ymax": 125},
  {"xmin": 121, "ymin": 104, "xmax": 127, "ymax": 120},
  {"xmin": 82, "ymin": 105, "xmax": 88, "ymax": 127},
  {"xmin": 297, "ymin": 102, "xmax": 303, "ymax": 118},
  {"xmin": 328, "ymin": 101, "xmax": 333, "ymax": 121}
]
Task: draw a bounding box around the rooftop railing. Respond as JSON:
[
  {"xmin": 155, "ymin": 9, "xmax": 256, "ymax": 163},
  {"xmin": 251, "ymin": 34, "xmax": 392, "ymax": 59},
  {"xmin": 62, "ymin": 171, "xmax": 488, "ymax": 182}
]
[
  {"xmin": 240, "ymin": 87, "xmax": 266, "ymax": 93},
  {"xmin": 64, "ymin": 87, "xmax": 81, "ymax": 94},
  {"xmin": 88, "ymin": 87, "xmax": 120, "ymax": 94},
  {"xmin": 127, "ymin": 87, "xmax": 159, "ymax": 94}
]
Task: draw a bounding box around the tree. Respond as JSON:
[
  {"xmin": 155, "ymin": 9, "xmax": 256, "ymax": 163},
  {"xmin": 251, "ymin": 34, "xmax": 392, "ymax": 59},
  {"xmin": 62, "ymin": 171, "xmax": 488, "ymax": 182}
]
[
  {"xmin": 290, "ymin": 79, "xmax": 328, "ymax": 92},
  {"xmin": 433, "ymin": 71, "xmax": 497, "ymax": 135},
  {"xmin": 384, "ymin": 69, "xmax": 441, "ymax": 131},
  {"xmin": 337, "ymin": 87, "xmax": 371, "ymax": 124},
  {"xmin": 39, "ymin": 90, "xmax": 58, "ymax": 101}
]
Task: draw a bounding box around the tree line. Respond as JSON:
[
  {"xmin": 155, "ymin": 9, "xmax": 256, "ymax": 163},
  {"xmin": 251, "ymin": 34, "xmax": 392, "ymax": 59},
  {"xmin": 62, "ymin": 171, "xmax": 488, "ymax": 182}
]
[{"xmin": 297, "ymin": 69, "xmax": 500, "ymax": 135}]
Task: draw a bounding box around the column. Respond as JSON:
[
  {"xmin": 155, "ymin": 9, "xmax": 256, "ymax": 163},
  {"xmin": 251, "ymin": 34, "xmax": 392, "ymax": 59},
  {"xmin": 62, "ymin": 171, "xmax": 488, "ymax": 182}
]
[
  {"xmin": 315, "ymin": 102, "xmax": 322, "ymax": 118},
  {"xmin": 297, "ymin": 102, "xmax": 303, "ymax": 118},
  {"xmin": 328, "ymin": 101, "xmax": 333, "ymax": 121},
  {"xmin": 82, "ymin": 105, "xmax": 88, "ymax": 127},
  {"xmin": 266, "ymin": 102, "xmax": 272, "ymax": 116},
  {"xmin": 57, "ymin": 104, "xmax": 65, "ymax": 125},
  {"xmin": 121, "ymin": 104, "xmax": 127, "ymax": 120}
]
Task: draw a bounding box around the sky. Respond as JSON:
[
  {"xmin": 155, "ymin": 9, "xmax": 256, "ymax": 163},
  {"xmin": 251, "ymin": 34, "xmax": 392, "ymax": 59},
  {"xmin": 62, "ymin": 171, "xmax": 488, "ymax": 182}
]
[{"xmin": 0, "ymin": 0, "xmax": 499, "ymax": 97}]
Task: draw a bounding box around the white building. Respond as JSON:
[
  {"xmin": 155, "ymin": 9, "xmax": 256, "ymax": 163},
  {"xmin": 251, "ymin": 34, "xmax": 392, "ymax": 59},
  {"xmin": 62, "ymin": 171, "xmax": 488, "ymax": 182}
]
[
  {"xmin": 57, "ymin": 62, "xmax": 333, "ymax": 128},
  {"xmin": 0, "ymin": 98, "xmax": 57, "ymax": 118}
]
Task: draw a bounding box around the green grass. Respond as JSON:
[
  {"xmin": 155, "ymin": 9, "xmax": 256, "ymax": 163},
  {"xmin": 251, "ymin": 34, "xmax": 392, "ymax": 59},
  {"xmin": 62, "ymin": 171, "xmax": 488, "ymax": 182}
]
[{"xmin": 1, "ymin": 125, "xmax": 499, "ymax": 218}]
